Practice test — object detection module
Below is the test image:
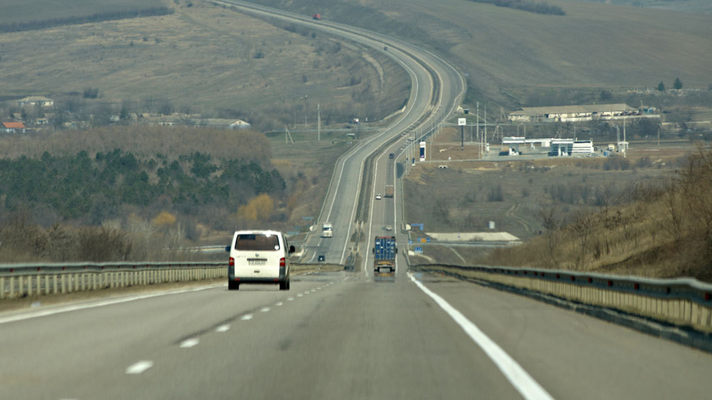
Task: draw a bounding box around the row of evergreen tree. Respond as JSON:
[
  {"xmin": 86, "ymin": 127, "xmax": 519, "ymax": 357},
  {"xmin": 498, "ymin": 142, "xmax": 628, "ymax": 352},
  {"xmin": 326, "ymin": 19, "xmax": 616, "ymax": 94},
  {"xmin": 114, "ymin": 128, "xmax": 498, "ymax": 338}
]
[{"xmin": 0, "ymin": 150, "xmax": 284, "ymax": 225}]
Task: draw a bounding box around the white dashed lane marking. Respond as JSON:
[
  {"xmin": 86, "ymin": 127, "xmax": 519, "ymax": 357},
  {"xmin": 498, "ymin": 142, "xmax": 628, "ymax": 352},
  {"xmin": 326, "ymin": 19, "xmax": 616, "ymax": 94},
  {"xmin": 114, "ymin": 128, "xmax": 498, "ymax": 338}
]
[
  {"xmin": 241, "ymin": 314, "xmax": 253, "ymax": 321},
  {"xmin": 297, "ymin": 293, "xmax": 303, "ymax": 297},
  {"xmin": 216, "ymin": 324, "xmax": 230, "ymax": 333},
  {"xmin": 260, "ymin": 307, "xmax": 270, "ymax": 313},
  {"xmin": 275, "ymin": 302, "xmax": 284, "ymax": 307},
  {"xmin": 180, "ymin": 338, "xmax": 199, "ymax": 348},
  {"xmin": 287, "ymin": 297, "xmax": 295, "ymax": 301},
  {"xmin": 126, "ymin": 361, "xmax": 153, "ymax": 375}
]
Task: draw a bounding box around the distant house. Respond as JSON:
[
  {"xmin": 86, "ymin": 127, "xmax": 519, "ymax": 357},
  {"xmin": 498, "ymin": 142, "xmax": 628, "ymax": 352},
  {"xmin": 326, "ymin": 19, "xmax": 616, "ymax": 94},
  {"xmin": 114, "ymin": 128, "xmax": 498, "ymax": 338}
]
[
  {"xmin": 2, "ymin": 121, "xmax": 27, "ymax": 133},
  {"xmin": 229, "ymin": 119, "xmax": 251, "ymax": 129},
  {"xmin": 17, "ymin": 96, "xmax": 54, "ymax": 108}
]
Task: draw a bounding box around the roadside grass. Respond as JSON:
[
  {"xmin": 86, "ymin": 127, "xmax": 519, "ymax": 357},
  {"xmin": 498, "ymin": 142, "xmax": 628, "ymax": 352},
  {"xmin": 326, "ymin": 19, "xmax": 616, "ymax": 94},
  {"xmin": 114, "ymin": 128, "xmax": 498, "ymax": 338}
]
[
  {"xmin": 404, "ymin": 143, "xmax": 712, "ymax": 282},
  {"xmin": 403, "ymin": 144, "xmax": 686, "ymax": 241},
  {"xmin": 267, "ymin": 129, "xmax": 356, "ymax": 228}
]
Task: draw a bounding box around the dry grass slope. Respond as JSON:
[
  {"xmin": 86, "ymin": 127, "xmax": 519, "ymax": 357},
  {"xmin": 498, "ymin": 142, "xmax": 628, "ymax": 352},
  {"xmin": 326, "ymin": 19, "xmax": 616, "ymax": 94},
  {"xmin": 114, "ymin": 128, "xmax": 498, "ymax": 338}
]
[
  {"xmin": 0, "ymin": 2, "xmax": 410, "ymax": 129},
  {"xmin": 488, "ymin": 147, "xmax": 712, "ymax": 282},
  {"xmin": 260, "ymin": 0, "xmax": 712, "ymax": 103}
]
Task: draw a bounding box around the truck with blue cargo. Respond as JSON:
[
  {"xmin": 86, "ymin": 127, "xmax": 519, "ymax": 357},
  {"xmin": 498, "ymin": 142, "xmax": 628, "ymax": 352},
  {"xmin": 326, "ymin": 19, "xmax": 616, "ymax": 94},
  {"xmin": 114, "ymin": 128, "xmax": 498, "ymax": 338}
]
[{"xmin": 373, "ymin": 236, "xmax": 397, "ymax": 281}]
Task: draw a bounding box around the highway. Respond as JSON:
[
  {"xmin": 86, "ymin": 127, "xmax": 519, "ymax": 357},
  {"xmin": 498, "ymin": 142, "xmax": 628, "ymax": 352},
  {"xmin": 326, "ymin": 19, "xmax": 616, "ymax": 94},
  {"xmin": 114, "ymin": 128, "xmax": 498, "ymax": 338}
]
[
  {"xmin": 2, "ymin": 273, "xmax": 711, "ymax": 399},
  {"xmin": 2, "ymin": 2, "xmax": 712, "ymax": 399},
  {"xmin": 209, "ymin": 0, "xmax": 466, "ymax": 265}
]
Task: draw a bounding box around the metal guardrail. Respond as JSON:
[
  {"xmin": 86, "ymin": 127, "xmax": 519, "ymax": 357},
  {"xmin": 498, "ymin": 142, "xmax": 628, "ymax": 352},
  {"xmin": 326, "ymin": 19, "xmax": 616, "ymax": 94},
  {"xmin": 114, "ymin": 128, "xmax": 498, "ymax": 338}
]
[
  {"xmin": 414, "ymin": 264, "xmax": 712, "ymax": 334},
  {"xmin": 0, "ymin": 262, "xmax": 226, "ymax": 299}
]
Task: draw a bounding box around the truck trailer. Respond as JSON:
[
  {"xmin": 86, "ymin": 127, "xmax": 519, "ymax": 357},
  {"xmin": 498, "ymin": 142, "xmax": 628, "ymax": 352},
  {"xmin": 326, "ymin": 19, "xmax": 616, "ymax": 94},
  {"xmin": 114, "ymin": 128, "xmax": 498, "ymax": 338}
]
[{"xmin": 373, "ymin": 236, "xmax": 397, "ymax": 281}]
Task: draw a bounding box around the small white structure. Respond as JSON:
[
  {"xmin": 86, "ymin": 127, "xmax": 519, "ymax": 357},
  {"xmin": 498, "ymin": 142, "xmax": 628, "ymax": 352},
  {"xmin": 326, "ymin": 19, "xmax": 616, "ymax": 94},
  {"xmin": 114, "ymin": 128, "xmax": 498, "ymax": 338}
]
[
  {"xmin": 17, "ymin": 96, "xmax": 54, "ymax": 108},
  {"xmin": 229, "ymin": 119, "xmax": 251, "ymax": 129},
  {"xmin": 550, "ymin": 139, "xmax": 594, "ymax": 156}
]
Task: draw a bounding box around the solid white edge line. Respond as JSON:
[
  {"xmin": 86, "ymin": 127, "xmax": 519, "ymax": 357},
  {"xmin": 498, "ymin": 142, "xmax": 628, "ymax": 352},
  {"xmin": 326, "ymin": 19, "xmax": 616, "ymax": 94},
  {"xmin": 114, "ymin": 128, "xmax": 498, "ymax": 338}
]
[
  {"xmin": 408, "ymin": 273, "xmax": 554, "ymax": 400},
  {"xmin": 0, "ymin": 283, "xmax": 225, "ymax": 325},
  {"xmin": 126, "ymin": 360, "xmax": 154, "ymax": 375}
]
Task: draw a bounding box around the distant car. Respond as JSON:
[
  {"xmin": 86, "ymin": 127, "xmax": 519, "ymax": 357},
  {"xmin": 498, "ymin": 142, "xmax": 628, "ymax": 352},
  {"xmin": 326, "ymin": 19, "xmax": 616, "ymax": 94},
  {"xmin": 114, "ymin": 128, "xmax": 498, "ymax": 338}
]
[
  {"xmin": 317, "ymin": 254, "xmax": 325, "ymax": 262},
  {"xmin": 384, "ymin": 225, "xmax": 393, "ymax": 231},
  {"xmin": 376, "ymin": 193, "xmax": 382, "ymax": 200},
  {"xmin": 438, "ymin": 164, "xmax": 448, "ymax": 169},
  {"xmin": 389, "ymin": 153, "xmax": 395, "ymax": 159}
]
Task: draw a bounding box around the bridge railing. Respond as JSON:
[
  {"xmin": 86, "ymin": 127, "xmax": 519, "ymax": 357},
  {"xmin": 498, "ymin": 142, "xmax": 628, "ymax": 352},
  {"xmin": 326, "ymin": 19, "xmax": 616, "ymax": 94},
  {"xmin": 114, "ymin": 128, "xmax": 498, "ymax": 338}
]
[
  {"xmin": 413, "ymin": 263, "xmax": 712, "ymax": 334},
  {"xmin": 0, "ymin": 262, "xmax": 225, "ymax": 299}
]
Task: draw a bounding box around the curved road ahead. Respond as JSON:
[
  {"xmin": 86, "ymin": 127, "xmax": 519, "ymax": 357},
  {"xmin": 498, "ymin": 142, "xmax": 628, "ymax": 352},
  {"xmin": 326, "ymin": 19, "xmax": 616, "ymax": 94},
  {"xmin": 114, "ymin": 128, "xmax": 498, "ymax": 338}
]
[
  {"xmin": 1, "ymin": 2, "xmax": 711, "ymax": 399},
  {"xmin": 211, "ymin": 0, "xmax": 466, "ymax": 265}
]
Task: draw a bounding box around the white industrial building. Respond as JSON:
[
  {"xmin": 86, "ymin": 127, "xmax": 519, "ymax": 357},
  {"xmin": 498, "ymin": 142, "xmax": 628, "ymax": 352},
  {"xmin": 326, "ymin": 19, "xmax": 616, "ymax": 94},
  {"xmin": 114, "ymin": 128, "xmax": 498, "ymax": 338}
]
[
  {"xmin": 508, "ymin": 104, "xmax": 646, "ymax": 123},
  {"xmin": 502, "ymin": 136, "xmax": 594, "ymax": 156}
]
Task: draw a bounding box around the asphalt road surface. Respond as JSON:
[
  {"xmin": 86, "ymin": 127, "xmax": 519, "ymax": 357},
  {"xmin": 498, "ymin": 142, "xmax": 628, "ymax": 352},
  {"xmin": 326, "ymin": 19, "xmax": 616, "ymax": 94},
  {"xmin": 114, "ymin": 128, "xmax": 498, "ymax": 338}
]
[
  {"xmin": 2, "ymin": 271, "xmax": 711, "ymax": 399},
  {"xmin": 2, "ymin": 2, "xmax": 710, "ymax": 399}
]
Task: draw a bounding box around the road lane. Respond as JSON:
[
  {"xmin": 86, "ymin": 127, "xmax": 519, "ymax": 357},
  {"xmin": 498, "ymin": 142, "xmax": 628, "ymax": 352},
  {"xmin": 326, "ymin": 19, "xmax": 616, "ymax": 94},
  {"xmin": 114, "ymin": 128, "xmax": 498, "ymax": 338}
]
[
  {"xmin": 416, "ymin": 272, "xmax": 712, "ymax": 400},
  {"xmin": 3, "ymin": 271, "xmax": 712, "ymax": 399},
  {"xmin": 0, "ymin": 276, "xmax": 332, "ymax": 399},
  {"xmin": 69, "ymin": 274, "xmax": 521, "ymax": 399}
]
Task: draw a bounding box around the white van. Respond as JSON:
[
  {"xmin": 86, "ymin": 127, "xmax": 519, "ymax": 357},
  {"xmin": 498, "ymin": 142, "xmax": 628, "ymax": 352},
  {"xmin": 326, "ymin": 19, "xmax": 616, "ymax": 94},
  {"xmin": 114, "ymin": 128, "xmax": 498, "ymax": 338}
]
[
  {"xmin": 321, "ymin": 223, "xmax": 333, "ymax": 238},
  {"xmin": 227, "ymin": 230, "xmax": 295, "ymax": 291}
]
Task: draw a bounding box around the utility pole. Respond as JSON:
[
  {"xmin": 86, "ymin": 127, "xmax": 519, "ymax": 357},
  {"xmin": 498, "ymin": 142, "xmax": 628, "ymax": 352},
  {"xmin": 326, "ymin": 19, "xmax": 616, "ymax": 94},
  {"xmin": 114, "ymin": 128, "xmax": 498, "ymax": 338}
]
[
  {"xmin": 623, "ymin": 116, "xmax": 627, "ymax": 158},
  {"xmin": 303, "ymin": 95, "xmax": 308, "ymax": 128},
  {"xmin": 484, "ymin": 104, "xmax": 487, "ymax": 154},
  {"xmin": 476, "ymin": 102, "xmax": 480, "ymax": 156},
  {"xmin": 317, "ymin": 103, "xmax": 321, "ymax": 142}
]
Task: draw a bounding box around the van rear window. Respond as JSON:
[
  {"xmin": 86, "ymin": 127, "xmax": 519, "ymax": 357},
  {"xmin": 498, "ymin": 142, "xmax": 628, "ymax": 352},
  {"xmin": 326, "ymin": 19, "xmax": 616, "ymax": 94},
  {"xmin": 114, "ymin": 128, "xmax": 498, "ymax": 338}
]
[{"xmin": 235, "ymin": 234, "xmax": 280, "ymax": 251}]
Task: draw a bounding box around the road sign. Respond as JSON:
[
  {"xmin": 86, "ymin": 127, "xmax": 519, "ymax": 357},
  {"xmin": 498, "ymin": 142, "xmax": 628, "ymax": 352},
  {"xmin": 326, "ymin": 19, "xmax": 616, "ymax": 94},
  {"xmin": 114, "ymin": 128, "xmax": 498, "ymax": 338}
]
[
  {"xmin": 414, "ymin": 246, "xmax": 423, "ymax": 254},
  {"xmin": 458, "ymin": 118, "xmax": 466, "ymax": 126}
]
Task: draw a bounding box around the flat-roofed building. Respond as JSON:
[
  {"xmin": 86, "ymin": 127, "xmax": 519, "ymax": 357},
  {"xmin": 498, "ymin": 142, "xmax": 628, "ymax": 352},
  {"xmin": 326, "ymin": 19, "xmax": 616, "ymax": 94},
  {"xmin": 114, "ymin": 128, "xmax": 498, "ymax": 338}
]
[{"xmin": 508, "ymin": 104, "xmax": 638, "ymax": 122}]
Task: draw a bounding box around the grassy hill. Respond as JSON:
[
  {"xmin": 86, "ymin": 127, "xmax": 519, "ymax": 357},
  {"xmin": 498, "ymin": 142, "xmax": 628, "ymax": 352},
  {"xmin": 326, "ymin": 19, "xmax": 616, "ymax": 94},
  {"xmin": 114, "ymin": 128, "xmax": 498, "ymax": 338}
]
[
  {"xmin": 0, "ymin": 1, "xmax": 410, "ymax": 130},
  {"xmin": 253, "ymin": 0, "xmax": 712, "ymax": 105}
]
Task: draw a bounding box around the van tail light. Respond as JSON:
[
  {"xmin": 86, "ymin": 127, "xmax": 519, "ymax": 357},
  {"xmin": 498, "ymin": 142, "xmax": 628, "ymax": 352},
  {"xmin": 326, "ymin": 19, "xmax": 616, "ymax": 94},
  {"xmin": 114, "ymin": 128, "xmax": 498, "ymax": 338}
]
[
  {"xmin": 229, "ymin": 257, "xmax": 235, "ymax": 267},
  {"xmin": 280, "ymin": 257, "xmax": 286, "ymax": 267}
]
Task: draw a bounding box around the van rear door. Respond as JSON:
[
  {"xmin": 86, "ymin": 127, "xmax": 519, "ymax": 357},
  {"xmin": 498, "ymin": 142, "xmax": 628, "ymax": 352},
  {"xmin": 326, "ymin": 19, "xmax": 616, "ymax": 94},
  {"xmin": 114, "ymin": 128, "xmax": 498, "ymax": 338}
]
[{"xmin": 233, "ymin": 233, "xmax": 283, "ymax": 278}]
